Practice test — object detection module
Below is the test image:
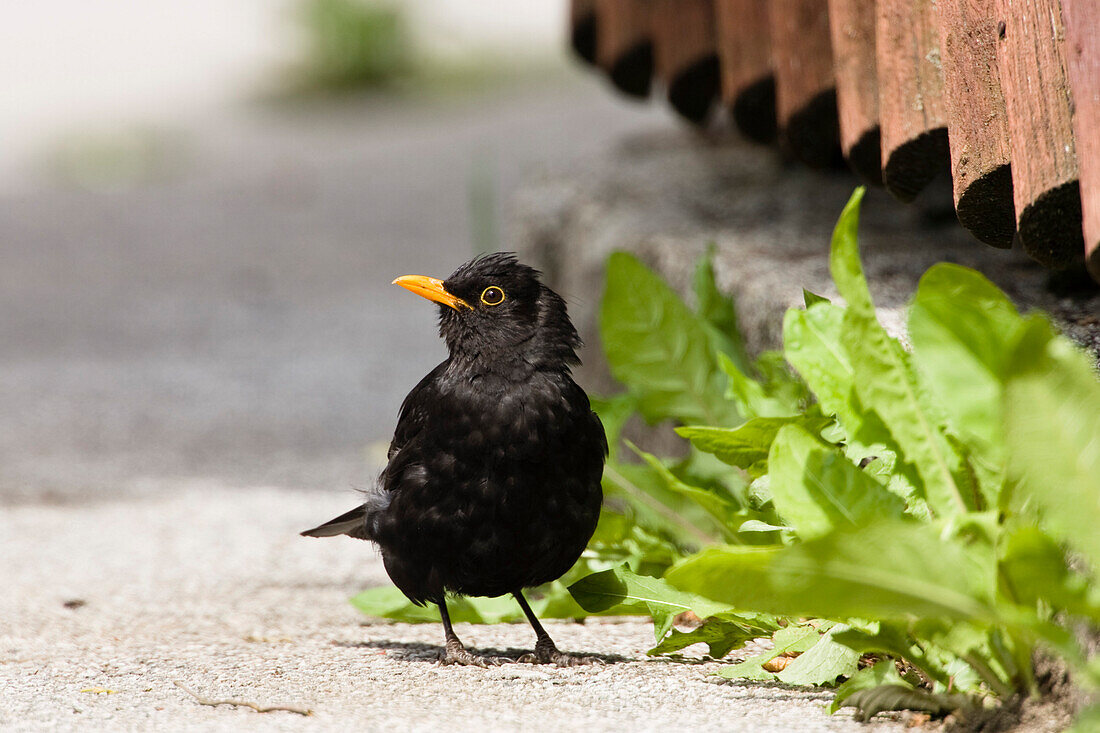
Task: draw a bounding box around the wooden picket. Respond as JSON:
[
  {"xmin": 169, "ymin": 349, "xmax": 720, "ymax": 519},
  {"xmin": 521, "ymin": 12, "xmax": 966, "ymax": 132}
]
[{"xmin": 569, "ymin": 0, "xmax": 1100, "ymax": 280}]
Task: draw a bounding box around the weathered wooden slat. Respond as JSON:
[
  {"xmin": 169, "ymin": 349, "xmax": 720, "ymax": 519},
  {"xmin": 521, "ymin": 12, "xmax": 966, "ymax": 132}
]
[
  {"xmin": 935, "ymin": 0, "xmax": 1015, "ymax": 247},
  {"xmin": 768, "ymin": 0, "xmax": 842, "ymax": 167},
  {"xmin": 595, "ymin": 0, "xmax": 653, "ymax": 98},
  {"xmin": 714, "ymin": 0, "xmax": 776, "ymax": 144},
  {"xmin": 1062, "ymin": 0, "xmax": 1100, "ymax": 280},
  {"xmin": 876, "ymin": 0, "xmax": 950, "ymax": 202},
  {"xmin": 652, "ymin": 0, "xmax": 721, "ymax": 124},
  {"xmin": 995, "ymin": 0, "xmax": 1082, "ymax": 267},
  {"xmin": 827, "ymin": 0, "xmax": 882, "ymax": 184},
  {"xmin": 570, "ymin": 0, "xmax": 599, "ymax": 65}
]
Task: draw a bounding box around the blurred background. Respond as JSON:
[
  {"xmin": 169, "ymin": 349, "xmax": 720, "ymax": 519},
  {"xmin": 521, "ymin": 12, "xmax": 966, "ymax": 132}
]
[{"xmin": 0, "ymin": 0, "xmax": 667, "ymax": 502}]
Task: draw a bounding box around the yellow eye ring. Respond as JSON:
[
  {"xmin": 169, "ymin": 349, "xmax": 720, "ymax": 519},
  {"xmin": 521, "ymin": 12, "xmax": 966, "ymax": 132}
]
[{"xmin": 480, "ymin": 286, "xmax": 505, "ymax": 306}]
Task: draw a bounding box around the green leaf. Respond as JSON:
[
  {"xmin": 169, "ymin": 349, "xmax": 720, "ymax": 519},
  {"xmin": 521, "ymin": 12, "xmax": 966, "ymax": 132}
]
[
  {"xmin": 350, "ymin": 586, "xmax": 444, "ymax": 622},
  {"xmin": 908, "ymin": 264, "xmax": 1022, "ymax": 457},
  {"xmin": 767, "ymin": 425, "xmax": 906, "ymax": 538},
  {"xmin": 665, "ymin": 521, "xmax": 997, "ymax": 621},
  {"xmin": 601, "ymin": 252, "xmax": 740, "ymax": 425},
  {"xmin": 584, "ymin": 509, "xmax": 682, "ymax": 579},
  {"xmin": 803, "ymin": 288, "xmax": 830, "ymax": 307},
  {"xmin": 752, "ymin": 350, "xmax": 812, "ymax": 413},
  {"xmin": 602, "ymin": 461, "xmax": 718, "ymax": 547},
  {"xmin": 648, "ymin": 611, "xmax": 778, "ymax": 658},
  {"xmin": 777, "ymin": 623, "xmax": 861, "ymax": 686},
  {"xmin": 590, "ymin": 393, "xmax": 637, "ymax": 462},
  {"xmin": 829, "ymin": 187, "xmax": 872, "ymax": 311},
  {"xmin": 783, "ymin": 302, "xmax": 862, "ymax": 432},
  {"xmin": 840, "ymin": 685, "xmax": 972, "ymax": 722},
  {"xmin": 1069, "ymin": 704, "xmax": 1100, "ymax": 733},
  {"xmin": 627, "ymin": 441, "xmax": 738, "ymax": 539},
  {"xmin": 677, "ymin": 415, "xmax": 832, "ymax": 478},
  {"xmin": 716, "ymin": 624, "xmax": 821, "ymax": 680},
  {"xmin": 829, "ymin": 660, "xmax": 910, "ymax": 713},
  {"xmin": 826, "ymin": 188, "xmax": 976, "ymax": 516},
  {"xmin": 832, "ymin": 622, "xmax": 959, "ymax": 690},
  {"xmin": 1004, "ymin": 316, "xmax": 1100, "ymax": 573},
  {"xmin": 738, "ymin": 519, "xmax": 792, "ymax": 533},
  {"xmin": 832, "ymin": 623, "xmax": 922, "ymax": 661},
  {"xmin": 716, "ymin": 657, "xmax": 781, "ymax": 680},
  {"xmin": 350, "ymin": 586, "xmax": 520, "ymax": 624},
  {"xmin": 719, "ymin": 353, "xmax": 799, "ymax": 419},
  {"xmin": 568, "ymin": 565, "xmax": 731, "ymax": 641},
  {"xmin": 842, "ymin": 304, "xmax": 977, "ymax": 515},
  {"xmin": 1000, "ymin": 525, "xmax": 1100, "ymax": 621},
  {"xmin": 694, "ymin": 245, "xmax": 750, "ymax": 370}
]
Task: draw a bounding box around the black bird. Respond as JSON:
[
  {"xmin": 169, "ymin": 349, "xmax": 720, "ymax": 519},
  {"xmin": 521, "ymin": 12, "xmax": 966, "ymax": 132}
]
[{"xmin": 302, "ymin": 253, "xmax": 606, "ymax": 666}]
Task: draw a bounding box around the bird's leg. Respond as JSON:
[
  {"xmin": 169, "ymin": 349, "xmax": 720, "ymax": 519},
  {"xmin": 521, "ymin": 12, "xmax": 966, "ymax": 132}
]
[
  {"xmin": 514, "ymin": 591, "xmax": 601, "ymax": 666},
  {"xmin": 436, "ymin": 599, "xmax": 507, "ymax": 667}
]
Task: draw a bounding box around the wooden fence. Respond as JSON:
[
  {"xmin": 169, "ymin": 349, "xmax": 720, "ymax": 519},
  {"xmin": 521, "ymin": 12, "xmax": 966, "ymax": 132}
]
[{"xmin": 569, "ymin": 0, "xmax": 1100, "ymax": 281}]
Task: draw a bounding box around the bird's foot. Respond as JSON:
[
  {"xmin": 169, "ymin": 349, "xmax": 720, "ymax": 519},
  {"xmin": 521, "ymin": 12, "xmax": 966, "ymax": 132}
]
[
  {"xmin": 439, "ymin": 639, "xmax": 510, "ymax": 668},
  {"xmin": 518, "ymin": 639, "xmax": 602, "ymax": 667}
]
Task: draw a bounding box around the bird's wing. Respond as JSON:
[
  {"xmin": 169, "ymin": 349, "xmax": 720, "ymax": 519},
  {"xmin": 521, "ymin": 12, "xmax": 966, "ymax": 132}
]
[{"xmin": 386, "ymin": 361, "xmax": 447, "ymax": 461}]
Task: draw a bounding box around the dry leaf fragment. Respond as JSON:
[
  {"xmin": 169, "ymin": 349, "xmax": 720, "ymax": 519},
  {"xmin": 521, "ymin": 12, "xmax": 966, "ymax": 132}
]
[
  {"xmin": 763, "ymin": 653, "xmax": 800, "ymax": 673},
  {"xmin": 672, "ymin": 611, "xmax": 704, "ymax": 628},
  {"xmin": 906, "ymin": 712, "xmax": 932, "ymax": 728}
]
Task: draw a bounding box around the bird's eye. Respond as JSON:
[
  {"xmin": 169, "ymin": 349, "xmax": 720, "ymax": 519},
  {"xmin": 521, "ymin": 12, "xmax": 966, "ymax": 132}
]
[{"xmin": 480, "ymin": 286, "xmax": 505, "ymax": 306}]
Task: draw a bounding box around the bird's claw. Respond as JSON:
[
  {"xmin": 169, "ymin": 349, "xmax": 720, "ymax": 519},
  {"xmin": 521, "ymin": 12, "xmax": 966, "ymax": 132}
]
[
  {"xmin": 439, "ymin": 640, "xmax": 511, "ymax": 667},
  {"xmin": 519, "ymin": 642, "xmax": 603, "ymax": 667}
]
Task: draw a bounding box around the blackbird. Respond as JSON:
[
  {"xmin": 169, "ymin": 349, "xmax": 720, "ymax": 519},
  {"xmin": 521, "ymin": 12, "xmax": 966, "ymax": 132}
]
[{"xmin": 302, "ymin": 253, "xmax": 607, "ymax": 666}]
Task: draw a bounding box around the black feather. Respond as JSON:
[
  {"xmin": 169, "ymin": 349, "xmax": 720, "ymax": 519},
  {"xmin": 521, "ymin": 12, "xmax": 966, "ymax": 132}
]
[{"xmin": 302, "ymin": 253, "xmax": 605, "ymax": 630}]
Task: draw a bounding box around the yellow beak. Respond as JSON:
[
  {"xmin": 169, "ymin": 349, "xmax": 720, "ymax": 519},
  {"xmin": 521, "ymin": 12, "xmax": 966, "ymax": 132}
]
[{"xmin": 392, "ymin": 275, "xmax": 471, "ymax": 310}]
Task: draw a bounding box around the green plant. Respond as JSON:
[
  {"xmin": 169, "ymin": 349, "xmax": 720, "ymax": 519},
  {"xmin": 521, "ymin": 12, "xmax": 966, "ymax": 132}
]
[
  {"xmin": 297, "ymin": 0, "xmax": 413, "ymax": 90},
  {"xmin": 348, "ymin": 187, "xmax": 1099, "ymax": 724},
  {"xmin": 567, "ymin": 189, "xmax": 1100, "ymax": 722}
]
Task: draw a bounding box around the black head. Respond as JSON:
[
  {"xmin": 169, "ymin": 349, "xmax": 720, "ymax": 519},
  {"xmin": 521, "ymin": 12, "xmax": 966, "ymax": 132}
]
[{"xmin": 393, "ymin": 253, "xmax": 581, "ymax": 371}]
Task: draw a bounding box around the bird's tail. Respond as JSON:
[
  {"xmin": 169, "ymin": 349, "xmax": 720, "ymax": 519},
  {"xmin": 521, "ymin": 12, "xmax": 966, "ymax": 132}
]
[{"xmin": 300, "ymin": 490, "xmax": 388, "ymax": 540}]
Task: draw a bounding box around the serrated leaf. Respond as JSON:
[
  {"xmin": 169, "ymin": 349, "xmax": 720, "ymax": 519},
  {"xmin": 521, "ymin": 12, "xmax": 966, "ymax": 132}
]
[
  {"xmin": 767, "ymin": 425, "xmax": 906, "ymax": 538},
  {"xmin": 831, "ymin": 622, "xmax": 959, "ymax": 690},
  {"xmin": 840, "ymin": 685, "xmax": 972, "ymax": 722},
  {"xmin": 826, "ymin": 193, "xmax": 976, "ymax": 516},
  {"xmin": 665, "ymin": 521, "xmax": 997, "ymax": 621},
  {"xmin": 568, "ymin": 565, "xmax": 731, "ymax": 641},
  {"xmin": 648, "ymin": 611, "xmax": 778, "ymax": 658},
  {"xmin": 777, "ymin": 623, "xmax": 860, "ymax": 686},
  {"xmin": 601, "ymin": 252, "xmax": 740, "ymax": 425},
  {"xmin": 829, "ymin": 660, "xmax": 910, "ymax": 713},
  {"xmin": 843, "ymin": 304, "xmax": 978, "ymax": 515},
  {"xmin": 1004, "ymin": 317, "xmax": 1100, "ymax": 574}
]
